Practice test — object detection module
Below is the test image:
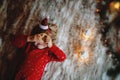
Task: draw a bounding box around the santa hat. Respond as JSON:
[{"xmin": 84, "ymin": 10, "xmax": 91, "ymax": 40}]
[{"xmin": 40, "ymin": 18, "xmax": 49, "ymax": 30}]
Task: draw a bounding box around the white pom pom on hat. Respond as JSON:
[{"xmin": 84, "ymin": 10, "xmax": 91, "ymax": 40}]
[{"xmin": 40, "ymin": 18, "xmax": 49, "ymax": 30}]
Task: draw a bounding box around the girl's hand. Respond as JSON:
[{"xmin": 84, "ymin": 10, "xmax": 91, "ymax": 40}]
[
  {"xmin": 46, "ymin": 35, "xmax": 53, "ymax": 48},
  {"xmin": 27, "ymin": 35, "xmax": 35, "ymax": 42}
]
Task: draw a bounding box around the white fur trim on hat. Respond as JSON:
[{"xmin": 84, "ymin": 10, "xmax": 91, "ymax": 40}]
[{"xmin": 40, "ymin": 25, "xmax": 48, "ymax": 30}]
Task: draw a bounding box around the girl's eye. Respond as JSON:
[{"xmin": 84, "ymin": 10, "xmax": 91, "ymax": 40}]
[{"xmin": 41, "ymin": 33, "xmax": 44, "ymax": 36}]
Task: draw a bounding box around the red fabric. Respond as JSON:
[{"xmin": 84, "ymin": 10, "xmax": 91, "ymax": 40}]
[
  {"xmin": 12, "ymin": 34, "xmax": 28, "ymax": 48},
  {"xmin": 12, "ymin": 34, "xmax": 66, "ymax": 80}
]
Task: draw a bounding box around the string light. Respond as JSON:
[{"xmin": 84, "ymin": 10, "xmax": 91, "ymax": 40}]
[
  {"xmin": 74, "ymin": 28, "xmax": 95, "ymax": 64},
  {"xmin": 96, "ymin": 9, "xmax": 100, "ymax": 13},
  {"xmin": 110, "ymin": 1, "xmax": 120, "ymax": 13}
]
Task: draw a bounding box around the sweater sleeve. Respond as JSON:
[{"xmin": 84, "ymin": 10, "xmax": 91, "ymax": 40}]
[
  {"xmin": 48, "ymin": 45, "xmax": 66, "ymax": 62},
  {"xmin": 11, "ymin": 34, "xmax": 28, "ymax": 48}
]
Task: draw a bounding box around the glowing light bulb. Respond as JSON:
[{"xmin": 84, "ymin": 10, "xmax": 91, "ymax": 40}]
[
  {"xmin": 96, "ymin": 9, "xmax": 100, "ymax": 13},
  {"xmin": 114, "ymin": 2, "xmax": 120, "ymax": 10},
  {"xmin": 110, "ymin": 1, "xmax": 120, "ymax": 12}
]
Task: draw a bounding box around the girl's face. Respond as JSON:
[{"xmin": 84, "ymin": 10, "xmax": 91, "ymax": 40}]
[{"xmin": 34, "ymin": 33, "xmax": 48, "ymax": 49}]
